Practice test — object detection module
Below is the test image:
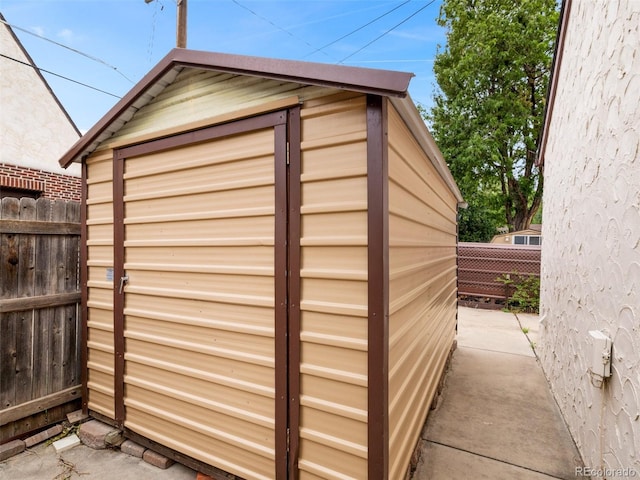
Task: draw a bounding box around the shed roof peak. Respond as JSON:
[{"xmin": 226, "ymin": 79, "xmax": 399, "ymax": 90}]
[{"xmin": 58, "ymin": 48, "xmax": 414, "ymax": 168}]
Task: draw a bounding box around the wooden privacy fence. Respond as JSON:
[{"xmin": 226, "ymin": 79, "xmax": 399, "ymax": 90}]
[
  {"xmin": 0, "ymin": 197, "xmax": 81, "ymax": 443},
  {"xmin": 458, "ymin": 242, "xmax": 541, "ymax": 308}
]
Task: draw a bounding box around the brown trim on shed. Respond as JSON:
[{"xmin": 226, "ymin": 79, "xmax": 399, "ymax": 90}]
[
  {"xmin": 80, "ymin": 162, "xmax": 89, "ymax": 414},
  {"xmin": 367, "ymin": 94, "xmax": 389, "ymax": 479},
  {"xmin": 59, "ymin": 49, "xmax": 412, "ymax": 169},
  {"xmin": 274, "ymin": 119, "xmax": 289, "ymax": 479},
  {"xmin": 112, "ymin": 153, "xmax": 125, "ymax": 427},
  {"xmin": 287, "ymin": 106, "xmax": 302, "ymax": 479}
]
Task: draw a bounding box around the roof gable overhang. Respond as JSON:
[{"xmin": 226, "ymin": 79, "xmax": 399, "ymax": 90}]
[{"xmin": 59, "ymin": 48, "xmax": 414, "ymax": 167}]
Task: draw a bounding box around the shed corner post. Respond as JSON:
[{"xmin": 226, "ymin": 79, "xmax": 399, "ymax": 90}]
[
  {"xmin": 80, "ymin": 160, "xmax": 89, "ymax": 414},
  {"xmin": 366, "ymin": 94, "xmax": 389, "ymax": 480}
]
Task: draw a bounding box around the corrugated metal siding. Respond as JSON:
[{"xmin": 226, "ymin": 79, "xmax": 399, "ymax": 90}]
[
  {"xmin": 121, "ymin": 129, "xmax": 277, "ymax": 480},
  {"xmin": 298, "ymin": 92, "xmax": 369, "ymax": 479},
  {"xmin": 85, "ymin": 149, "xmax": 115, "ymax": 417},
  {"xmin": 106, "ymin": 69, "xmax": 333, "ymax": 148},
  {"xmin": 386, "ymin": 104, "xmax": 458, "ymax": 480}
]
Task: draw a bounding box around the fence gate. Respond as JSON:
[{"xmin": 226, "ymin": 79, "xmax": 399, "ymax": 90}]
[{"xmin": 0, "ymin": 197, "xmax": 81, "ymax": 443}]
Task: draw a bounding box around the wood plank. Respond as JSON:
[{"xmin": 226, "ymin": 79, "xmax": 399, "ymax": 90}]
[
  {"xmin": 1, "ymin": 198, "xmax": 20, "ymax": 299},
  {"xmin": 66, "ymin": 201, "xmax": 81, "ymax": 294},
  {"xmin": 0, "ymin": 220, "xmax": 80, "ymax": 235},
  {"xmin": 31, "ymin": 307, "xmax": 52, "ymax": 399},
  {"xmin": 51, "ymin": 200, "xmax": 67, "ymax": 295},
  {"xmin": 63, "ymin": 304, "xmax": 80, "ymax": 389},
  {"xmin": 14, "ymin": 312, "xmax": 34, "ymax": 405},
  {"xmin": 0, "ymin": 292, "xmax": 81, "ymax": 313},
  {"xmin": 0, "ymin": 312, "xmax": 17, "ymax": 410},
  {"xmin": 17, "ymin": 198, "xmax": 36, "ymax": 298},
  {"xmin": 0, "ymin": 399, "xmax": 81, "ymax": 443},
  {"xmin": 0, "ymin": 385, "xmax": 81, "ymax": 425},
  {"xmin": 51, "ymin": 306, "xmax": 64, "ymax": 393}
]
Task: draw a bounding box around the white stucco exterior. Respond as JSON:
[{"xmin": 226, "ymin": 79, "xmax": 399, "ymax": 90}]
[
  {"xmin": 539, "ymin": 0, "xmax": 639, "ymax": 474},
  {"xmin": 0, "ymin": 19, "xmax": 80, "ymax": 176}
]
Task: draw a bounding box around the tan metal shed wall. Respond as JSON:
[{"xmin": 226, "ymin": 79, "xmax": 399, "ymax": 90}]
[
  {"xmin": 386, "ymin": 104, "xmax": 458, "ymax": 479},
  {"xmin": 120, "ymin": 128, "xmax": 279, "ymax": 480},
  {"xmin": 298, "ymin": 92, "xmax": 369, "ymax": 479},
  {"xmin": 85, "ymin": 149, "xmax": 115, "ymax": 417}
]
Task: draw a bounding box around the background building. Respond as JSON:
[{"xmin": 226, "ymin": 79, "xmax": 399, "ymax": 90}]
[{"xmin": 1, "ymin": 13, "xmax": 80, "ymax": 201}]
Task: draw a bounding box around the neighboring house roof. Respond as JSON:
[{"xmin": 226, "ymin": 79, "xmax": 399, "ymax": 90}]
[
  {"xmin": 57, "ymin": 48, "xmax": 463, "ymax": 203},
  {"xmin": 0, "ymin": 13, "xmax": 81, "ymax": 176},
  {"xmin": 536, "ymin": 0, "xmax": 573, "ymax": 166}
]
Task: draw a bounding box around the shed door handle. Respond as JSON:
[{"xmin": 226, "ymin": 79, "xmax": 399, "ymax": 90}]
[{"xmin": 118, "ymin": 275, "xmax": 129, "ymax": 294}]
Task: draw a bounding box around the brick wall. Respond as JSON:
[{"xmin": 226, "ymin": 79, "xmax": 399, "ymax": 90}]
[{"xmin": 0, "ymin": 163, "xmax": 81, "ymax": 201}]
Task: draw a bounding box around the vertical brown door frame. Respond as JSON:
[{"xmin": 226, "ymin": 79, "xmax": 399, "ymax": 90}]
[
  {"xmin": 113, "ymin": 154, "xmax": 125, "ymax": 427},
  {"xmin": 112, "ymin": 109, "xmax": 299, "ymax": 476},
  {"xmin": 367, "ymin": 94, "xmax": 389, "ymax": 480},
  {"xmin": 80, "ymin": 162, "xmax": 89, "ymax": 414},
  {"xmin": 287, "ymin": 105, "xmax": 302, "ymax": 480},
  {"xmin": 274, "ymin": 117, "xmax": 289, "ymax": 479}
]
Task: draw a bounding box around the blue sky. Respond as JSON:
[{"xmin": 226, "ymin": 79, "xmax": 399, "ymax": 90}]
[{"xmin": 2, "ymin": 0, "xmax": 444, "ymax": 132}]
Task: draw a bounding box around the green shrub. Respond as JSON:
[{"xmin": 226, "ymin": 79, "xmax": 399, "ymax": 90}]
[{"xmin": 496, "ymin": 272, "xmax": 540, "ymax": 313}]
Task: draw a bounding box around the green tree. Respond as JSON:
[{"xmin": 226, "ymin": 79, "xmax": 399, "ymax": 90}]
[
  {"xmin": 429, "ymin": 0, "xmax": 558, "ymax": 232},
  {"xmin": 458, "ymin": 203, "xmax": 500, "ymax": 242}
]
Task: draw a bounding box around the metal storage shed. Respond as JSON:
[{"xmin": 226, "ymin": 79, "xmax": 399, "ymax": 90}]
[{"xmin": 59, "ymin": 49, "xmax": 463, "ymax": 480}]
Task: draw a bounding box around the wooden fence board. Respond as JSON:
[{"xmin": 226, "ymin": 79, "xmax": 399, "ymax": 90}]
[
  {"xmin": 14, "ymin": 313, "xmax": 33, "ymax": 406},
  {"xmin": 31, "ymin": 308, "xmax": 52, "ymax": 402},
  {"xmin": 1, "ymin": 197, "xmax": 81, "ymax": 443},
  {"xmin": 0, "ymin": 312, "xmax": 17, "ymax": 411}
]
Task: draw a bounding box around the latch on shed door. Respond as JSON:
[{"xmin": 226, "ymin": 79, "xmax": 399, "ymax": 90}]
[{"xmin": 118, "ymin": 275, "xmax": 129, "ymax": 294}]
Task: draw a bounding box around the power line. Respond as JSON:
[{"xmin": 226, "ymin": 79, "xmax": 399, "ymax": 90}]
[
  {"xmin": 338, "ymin": 0, "xmax": 437, "ymax": 64},
  {"xmin": 230, "ymin": 0, "xmax": 333, "ymax": 60},
  {"xmin": 0, "ymin": 53, "xmax": 122, "ymax": 99},
  {"xmin": 0, "ymin": 18, "xmax": 135, "ymax": 83},
  {"xmin": 302, "ymin": 0, "xmax": 412, "ymax": 60}
]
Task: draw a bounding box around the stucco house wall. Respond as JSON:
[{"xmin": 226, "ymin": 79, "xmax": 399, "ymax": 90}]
[
  {"xmin": 0, "ymin": 14, "xmax": 81, "ymax": 199},
  {"xmin": 538, "ymin": 0, "xmax": 639, "ymax": 474}
]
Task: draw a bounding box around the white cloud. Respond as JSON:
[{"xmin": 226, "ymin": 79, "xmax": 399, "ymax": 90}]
[{"xmin": 31, "ymin": 26, "xmax": 45, "ymax": 37}]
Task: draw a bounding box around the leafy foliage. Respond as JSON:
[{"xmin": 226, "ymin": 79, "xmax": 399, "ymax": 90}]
[
  {"xmin": 496, "ymin": 272, "xmax": 541, "ymax": 313},
  {"xmin": 429, "ymin": 0, "xmax": 559, "ymax": 233},
  {"xmin": 458, "ymin": 203, "xmax": 500, "ymax": 242}
]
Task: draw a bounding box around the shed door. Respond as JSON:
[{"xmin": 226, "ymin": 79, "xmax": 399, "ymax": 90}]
[{"xmin": 113, "ymin": 111, "xmax": 290, "ymax": 480}]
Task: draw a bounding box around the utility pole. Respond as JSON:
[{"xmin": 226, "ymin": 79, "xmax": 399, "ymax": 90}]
[
  {"xmin": 176, "ymin": 0, "xmax": 187, "ymax": 48},
  {"xmin": 144, "ymin": 0, "xmax": 187, "ymax": 48}
]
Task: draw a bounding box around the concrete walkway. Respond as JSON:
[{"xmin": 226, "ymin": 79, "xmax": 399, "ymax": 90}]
[{"xmin": 413, "ymin": 307, "xmax": 585, "ymax": 480}]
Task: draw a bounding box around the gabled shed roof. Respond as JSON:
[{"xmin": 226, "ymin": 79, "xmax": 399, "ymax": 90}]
[
  {"xmin": 58, "ymin": 48, "xmax": 463, "ymax": 202},
  {"xmin": 58, "ymin": 48, "xmax": 412, "ymax": 168}
]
